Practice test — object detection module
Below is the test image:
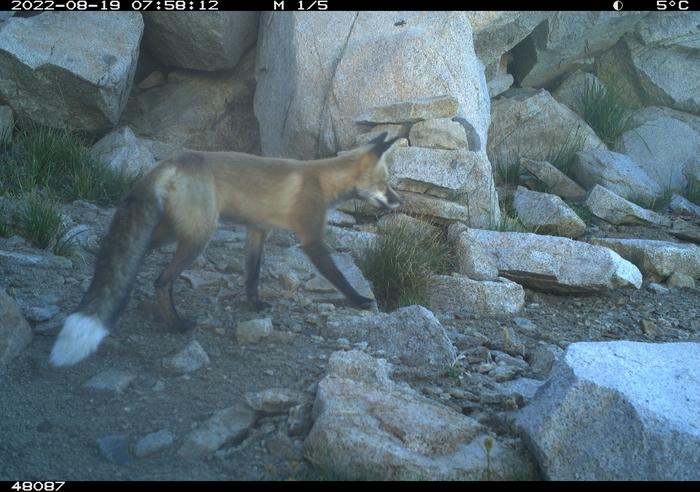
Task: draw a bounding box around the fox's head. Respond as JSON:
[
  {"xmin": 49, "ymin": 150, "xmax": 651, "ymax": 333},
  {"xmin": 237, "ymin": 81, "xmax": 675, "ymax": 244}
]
[{"xmin": 352, "ymin": 132, "xmax": 402, "ymax": 212}]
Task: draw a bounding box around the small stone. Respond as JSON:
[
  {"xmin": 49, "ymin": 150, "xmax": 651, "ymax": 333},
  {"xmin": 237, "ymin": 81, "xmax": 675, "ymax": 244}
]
[
  {"xmin": 137, "ymin": 70, "xmax": 165, "ymax": 90},
  {"xmin": 648, "ymin": 283, "xmax": 670, "ymax": 295},
  {"xmin": 408, "ymin": 118, "xmax": 468, "ymax": 149},
  {"xmin": 244, "ymin": 388, "xmax": 307, "ymax": 414},
  {"xmin": 178, "ymin": 402, "xmax": 257, "ymax": 460},
  {"xmin": 235, "ymin": 318, "xmax": 273, "ymax": 344},
  {"xmin": 489, "ymin": 364, "xmax": 521, "ymax": 382},
  {"xmin": 668, "ymin": 272, "xmax": 695, "ymax": 289},
  {"xmin": 304, "ymin": 276, "xmax": 336, "ymax": 293},
  {"xmin": 529, "ymin": 343, "xmax": 564, "ymax": 380},
  {"xmin": 22, "ymin": 305, "xmax": 60, "ymax": 323},
  {"xmin": 83, "ymin": 370, "xmax": 135, "ymax": 394},
  {"xmin": 134, "ymin": 430, "xmax": 175, "ymax": 458},
  {"xmin": 278, "ymin": 273, "xmax": 300, "ymax": 291},
  {"xmin": 640, "ymin": 319, "xmax": 659, "ymax": 339},
  {"xmin": 163, "ymin": 340, "xmax": 210, "ymax": 374},
  {"xmin": 513, "ymin": 317, "xmax": 536, "ymax": 332},
  {"xmin": 96, "ymin": 436, "xmax": 129, "ymax": 465},
  {"xmin": 492, "ymin": 351, "xmax": 530, "ymax": 371},
  {"xmin": 265, "ymin": 432, "xmax": 298, "ymax": 460}
]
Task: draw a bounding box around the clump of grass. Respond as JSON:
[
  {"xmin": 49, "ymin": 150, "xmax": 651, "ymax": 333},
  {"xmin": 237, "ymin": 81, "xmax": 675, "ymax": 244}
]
[
  {"xmin": 13, "ymin": 192, "xmax": 79, "ymax": 256},
  {"xmin": 546, "ymin": 125, "xmax": 587, "ymax": 177},
  {"xmin": 0, "ymin": 203, "xmax": 9, "ymax": 237},
  {"xmin": 16, "ymin": 191, "xmax": 63, "ymax": 249},
  {"xmin": 486, "ymin": 195, "xmax": 535, "ymax": 233},
  {"xmin": 686, "ymin": 177, "xmax": 700, "ymax": 207},
  {"xmin": 358, "ymin": 220, "xmax": 453, "ymax": 311},
  {"xmin": 567, "ymin": 201, "xmax": 595, "ymax": 225},
  {"xmin": 0, "ymin": 120, "xmax": 134, "ymax": 204},
  {"xmin": 580, "ymin": 79, "xmax": 633, "ymax": 147},
  {"xmin": 628, "ymin": 188, "xmax": 674, "ymax": 212},
  {"xmin": 494, "ymin": 159, "xmax": 522, "ymax": 187}
]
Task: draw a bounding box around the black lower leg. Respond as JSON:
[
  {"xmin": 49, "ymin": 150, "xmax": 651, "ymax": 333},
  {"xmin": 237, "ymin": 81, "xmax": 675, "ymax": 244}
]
[
  {"xmin": 245, "ymin": 228, "xmax": 270, "ymax": 310},
  {"xmin": 302, "ymin": 241, "xmax": 374, "ymax": 309}
]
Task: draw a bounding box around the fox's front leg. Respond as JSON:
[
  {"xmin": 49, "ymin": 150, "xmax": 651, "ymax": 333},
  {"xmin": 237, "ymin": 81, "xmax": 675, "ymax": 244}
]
[
  {"xmin": 244, "ymin": 227, "xmax": 271, "ymax": 311},
  {"xmin": 302, "ymin": 240, "xmax": 375, "ymax": 310}
]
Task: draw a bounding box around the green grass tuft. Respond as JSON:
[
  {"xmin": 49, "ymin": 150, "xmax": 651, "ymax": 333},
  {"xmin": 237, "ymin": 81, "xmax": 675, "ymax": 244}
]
[
  {"xmin": 358, "ymin": 219, "xmax": 453, "ymax": 311},
  {"xmin": 0, "ymin": 120, "xmax": 134, "ymax": 205},
  {"xmin": 17, "ymin": 191, "xmax": 63, "ymax": 249},
  {"xmin": 686, "ymin": 177, "xmax": 700, "ymax": 207},
  {"xmin": 567, "ymin": 201, "xmax": 595, "ymax": 225},
  {"xmin": 546, "ymin": 125, "xmax": 587, "ymax": 177},
  {"xmin": 580, "ymin": 79, "xmax": 634, "ymax": 148}
]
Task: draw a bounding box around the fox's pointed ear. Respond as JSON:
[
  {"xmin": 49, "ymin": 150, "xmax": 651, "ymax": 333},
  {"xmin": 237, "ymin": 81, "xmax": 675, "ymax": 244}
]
[{"xmin": 369, "ymin": 132, "xmax": 400, "ymax": 157}]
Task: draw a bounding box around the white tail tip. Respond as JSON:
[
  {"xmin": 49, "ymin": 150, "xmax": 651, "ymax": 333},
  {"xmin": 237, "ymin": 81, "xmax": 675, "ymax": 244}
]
[{"xmin": 50, "ymin": 313, "xmax": 108, "ymax": 367}]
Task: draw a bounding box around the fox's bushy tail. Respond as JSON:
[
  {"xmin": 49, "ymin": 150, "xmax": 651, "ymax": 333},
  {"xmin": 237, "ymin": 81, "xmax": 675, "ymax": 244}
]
[{"xmin": 50, "ymin": 185, "xmax": 163, "ymax": 367}]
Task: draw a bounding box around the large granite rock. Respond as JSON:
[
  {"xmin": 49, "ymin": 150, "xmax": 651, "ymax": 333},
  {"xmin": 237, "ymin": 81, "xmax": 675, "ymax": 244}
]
[
  {"xmin": 517, "ymin": 341, "xmax": 700, "ymax": 480},
  {"xmin": 598, "ymin": 13, "xmax": 700, "ymax": 116},
  {"xmin": 572, "ymin": 149, "xmax": 663, "ymax": 204},
  {"xmin": 512, "ymin": 187, "xmax": 586, "ymax": 238},
  {"xmin": 465, "ymin": 12, "xmax": 552, "ymax": 76},
  {"xmin": 614, "ymin": 114, "xmax": 700, "ymax": 191},
  {"xmin": 510, "ymin": 11, "xmax": 648, "ymax": 88},
  {"xmin": 519, "ymin": 158, "xmax": 586, "ymax": 200},
  {"xmin": 585, "ymin": 185, "xmax": 671, "ymax": 227},
  {"xmin": 448, "ymin": 224, "xmax": 642, "ymax": 293},
  {"xmin": 428, "ymin": 275, "xmax": 524, "ymax": 315},
  {"xmin": 322, "ymin": 305, "xmax": 457, "ymax": 369},
  {"xmin": 305, "ymin": 350, "xmax": 539, "ymax": 480},
  {"xmin": 254, "ymin": 12, "xmax": 490, "ymax": 159},
  {"xmin": 122, "ymin": 49, "xmax": 259, "ymax": 153},
  {"xmin": 143, "ymin": 12, "xmax": 258, "ymax": 71},
  {"xmin": 0, "ymin": 12, "xmax": 143, "ymax": 131},
  {"xmin": 589, "ymin": 237, "xmax": 700, "ymax": 281},
  {"xmin": 488, "ymin": 89, "xmax": 604, "ymax": 173}
]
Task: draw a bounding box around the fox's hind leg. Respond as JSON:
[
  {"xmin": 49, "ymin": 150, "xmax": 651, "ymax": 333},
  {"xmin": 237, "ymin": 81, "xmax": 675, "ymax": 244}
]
[
  {"xmin": 244, "ymin": 226, "xmax": 271, "ymax": 311},
  {"xmin": 154, "ymin": 238, "xmax": 209, "ymax": 332}
]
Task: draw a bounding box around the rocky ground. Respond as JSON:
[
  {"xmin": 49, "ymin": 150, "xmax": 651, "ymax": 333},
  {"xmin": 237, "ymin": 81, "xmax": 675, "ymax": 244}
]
[{"xmin": 1, "ymin": 199, "xmax": 698, "ymax": 481}]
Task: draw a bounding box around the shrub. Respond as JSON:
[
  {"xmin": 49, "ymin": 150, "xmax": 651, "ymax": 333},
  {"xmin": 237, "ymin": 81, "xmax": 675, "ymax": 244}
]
[
  {"xmin": 358, "ymin": 218, "xmax": 452, "ymax": 311},
  {"xmin": 0, "ymin": 120, "xmax": 134, "ymax": 204},
  {"xmin": 580, "ymin": 79, "xmax": 633, "ymax": 147}
]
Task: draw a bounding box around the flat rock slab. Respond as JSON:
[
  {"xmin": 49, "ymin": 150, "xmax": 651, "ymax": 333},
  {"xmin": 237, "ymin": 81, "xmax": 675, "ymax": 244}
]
[
  {"xmin": 517, "ymin": 341, "xmax": 700, "ymax": 480},
  {"xmin": 428, "ymin": 275, "xmax": 524, "ymax": 315},
  {"xmin": 408, "ymin": 118, "xmax": 469, "ymax": 149},
  {"xmin": 244, "ymin": 388, "xmax": 308, "ymax": 414},
  {"xmin": 586, "ymin": 185, "xmax": 671, "ymax": 227},
  {"xmin": 512, "ymin": 187, "xmax": 586, "ymax": 238},
  {"xmin": 162, "ymin": 340, "xmax": 210, "ymax": 374},
  {"xmin": 572, "ymin": 149, "xmax": 662, "ymax": 205},
  {"xmin": 323, "ymin": 305, "xmax": 457, "ymax": 369},
  {"xmin": 305, "ymin": 350, "xmax": 539, "ymax": 480},
  {"xmin": 519, "ymin": 158, "xmax": 586, "ymax": 200},
  {"xmin": 386, "ymin": 146, "xmax": 491, "ymax": 193},
  {"xmin": 178, "ymin": 402, "xmax": 257, "ymax": 460},
  {"xmin": 83, "ymin": 370, "xmax": 135, "ymax": 394},
  {"xmin": 0, "ymin": 12, "xmax": 143, "ymax": 131},
  {"xmin": 589, "ymin": 237, "xmax": 700, "ymax": 281},
  {"xmin": 448, "ymin": 225, "xmax": 642, "ymax": 293},
  {"xmin": 355, "ymin": 95, "xmax": 459, "ymax": 124},
  {"xmin": 134, "ymin": 430, "xmax": 175, "ymax": 458}
]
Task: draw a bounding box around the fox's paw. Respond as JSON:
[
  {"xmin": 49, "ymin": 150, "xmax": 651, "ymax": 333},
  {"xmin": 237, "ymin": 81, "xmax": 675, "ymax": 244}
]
[
  {"xmin": 249, "ymin": 298, "xmax": 272, "ymax": 311},
  {"xmin": 170, "ymin": 317, "xmax": 197, "ymax": 333},
  {"xmin": 353, "ymin": 296, "xmax": 376, "ymax": 310}
]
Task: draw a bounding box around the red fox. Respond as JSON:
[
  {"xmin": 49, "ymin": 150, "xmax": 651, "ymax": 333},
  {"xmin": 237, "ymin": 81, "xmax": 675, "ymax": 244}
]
[{"xmin": 49, "ymin": 133, "xmax": 401, "ymax": 367}]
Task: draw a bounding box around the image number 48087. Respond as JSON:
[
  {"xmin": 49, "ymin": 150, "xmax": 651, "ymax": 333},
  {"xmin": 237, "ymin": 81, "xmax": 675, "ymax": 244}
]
[{"xmin": 11, "ymin": 483, "xmax": 65, "ymax": 492}]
